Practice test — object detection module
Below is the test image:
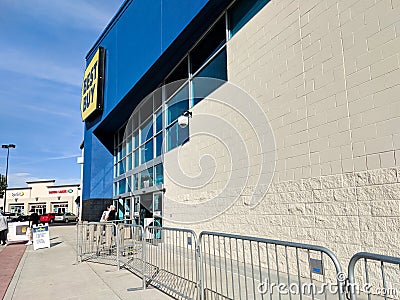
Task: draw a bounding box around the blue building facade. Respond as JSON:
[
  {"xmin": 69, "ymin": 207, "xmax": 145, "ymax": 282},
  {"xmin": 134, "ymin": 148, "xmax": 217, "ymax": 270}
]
[{"xmin": 81, "ymin": 0, "xmax": 270, "ymax": 221}]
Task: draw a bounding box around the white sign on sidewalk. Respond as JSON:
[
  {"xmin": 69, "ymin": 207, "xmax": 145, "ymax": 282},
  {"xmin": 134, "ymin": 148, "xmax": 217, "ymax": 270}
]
[
  {"xmin": 32, "ymin": 224, "xmax": 50, "ymax": 250},
  {"xmin": 7, "ymin": 221, "xmax": 30, "ymax": 243}
]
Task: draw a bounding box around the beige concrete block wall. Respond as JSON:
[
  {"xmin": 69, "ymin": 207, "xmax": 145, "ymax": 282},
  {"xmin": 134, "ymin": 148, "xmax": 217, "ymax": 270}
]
[{"xmin": 164, "ymin": 0, "xmax": 400, "ymax": 269}]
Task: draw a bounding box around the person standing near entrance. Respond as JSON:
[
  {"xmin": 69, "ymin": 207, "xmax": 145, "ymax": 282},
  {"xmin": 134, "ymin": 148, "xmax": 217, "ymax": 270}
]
[
  {"xmin": 100, "ymin": 206, "xmax": 110, "ymax": 222},
  {"xmin": 26, "ymin": 209, "xmax": 39, "ymax": 245},
  {"xmin": 0, "ymin": 212, "xmax": 8, "ymax": 246},
  {"xmin": 107, "ymin": 205, "xmax": 116, "ymax": 222}
]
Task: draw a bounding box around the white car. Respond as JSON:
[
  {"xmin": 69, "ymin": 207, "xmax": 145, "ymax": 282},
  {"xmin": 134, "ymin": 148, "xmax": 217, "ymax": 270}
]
[{"xmin": 54, "ymin": 212, "xmax": 77, "ymax": 223}]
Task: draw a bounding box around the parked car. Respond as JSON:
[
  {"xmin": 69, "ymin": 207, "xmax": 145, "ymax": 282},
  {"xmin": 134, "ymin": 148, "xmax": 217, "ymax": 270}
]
[
  {"xmin": 40, "ymin": 213, "xmax": 56, "ymax": 224},
  {"xmin": 54, "ymin": 212, "xmax": 77, "ymax": 223},
  {"xmin": 2, "ymin": 212, "xmax": 29, "ymax": 222},
  {"xmin": 3, "ymin": 212, "xmax": 18, "ymax": 222}
]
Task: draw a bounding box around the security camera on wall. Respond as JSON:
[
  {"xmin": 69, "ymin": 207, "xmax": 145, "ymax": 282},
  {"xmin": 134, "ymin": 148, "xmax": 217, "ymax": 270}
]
[
  {"xmin": 178, "ymin": 110, "xmax": 192, "ymax": 128},
  {"xmin": 178, "ymin": 115, "xmax": 189, "ymax": 128}
]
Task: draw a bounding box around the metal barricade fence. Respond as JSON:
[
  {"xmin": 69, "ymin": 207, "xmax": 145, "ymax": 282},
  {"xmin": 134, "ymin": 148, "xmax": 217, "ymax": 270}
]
[
  {"xmin": 144, "ymin": 226, "xmax": 200, "ymax": 300},
  {"xmin": 76, "ymin": 223, "xmax": 400, "ymax": 300},
  {"xmin": 348, "ymin": 252, "xmax": 400, "ymax": 300},
  {"xmin": 117, "ymin": 223, "xmax": 146, "ymax": 290},
  {"xmin": 76, "ymin": 222, "xmax": 120, "ymax": 269},
  {"xmin": 107, "ymin": 218, "xmax": 136, "ymax": 225},
  {"xmin": 198, "ymin": 232, "xmax": 344, "ymax": 300}
]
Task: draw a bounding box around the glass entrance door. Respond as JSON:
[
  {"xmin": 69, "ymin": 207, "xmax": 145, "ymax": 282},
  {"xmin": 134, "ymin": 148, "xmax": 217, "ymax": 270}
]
[
  {"xmin": 153, "ymin": 192, "xmax": 162, "ymax": 238},
  {"xmin": 133, "ymin": 196, "xmax": 140, "ymax": 224},
  {"xmin": 124, "ymin": 198, "xmax": 131, "ymax": 220},
  {"xmin": 118, "ymin": 197, "xmax": 124, "ymax": 220},
  {"xmin": 139, "ymin": 193, "xmax": 153, "ymax": 228}
]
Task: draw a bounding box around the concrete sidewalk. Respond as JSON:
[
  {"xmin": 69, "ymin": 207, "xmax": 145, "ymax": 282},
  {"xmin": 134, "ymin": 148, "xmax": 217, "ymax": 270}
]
[{"xmin": 4, "ymin": 225, "xmax": 172, "ymax": 300}]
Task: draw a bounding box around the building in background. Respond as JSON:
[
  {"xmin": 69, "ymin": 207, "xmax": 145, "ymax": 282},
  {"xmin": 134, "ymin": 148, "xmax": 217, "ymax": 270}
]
[
  {"xmin": 81, "ymin": 0, "xmax": 400, "ymax": 263},
  {"xmin": 2, "ymin": 180, "xmax": 80, "ymax": 215}
]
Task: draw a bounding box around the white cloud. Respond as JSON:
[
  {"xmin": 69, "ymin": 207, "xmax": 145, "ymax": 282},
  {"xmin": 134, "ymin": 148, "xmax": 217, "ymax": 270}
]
[
  {"xmin": 8, "ymin": 173, "xmax": 39, "ymax": 188},
  {"xmin": 45, "ymin": 154, "xmax": 81, "ymax": 161},
  {"xmin": 7, "ymin": 173, "xmax": 80, "ymax": 188},
  {"xmin": 0, "ymin": 47, "xmax": 82, "ymax": 87}
]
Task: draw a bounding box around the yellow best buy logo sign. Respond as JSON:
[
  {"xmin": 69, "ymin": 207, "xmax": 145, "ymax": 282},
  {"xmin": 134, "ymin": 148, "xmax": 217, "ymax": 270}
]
[{"xmin": 81, "ymin": 47, "xmax": 105, "ymax": 121}]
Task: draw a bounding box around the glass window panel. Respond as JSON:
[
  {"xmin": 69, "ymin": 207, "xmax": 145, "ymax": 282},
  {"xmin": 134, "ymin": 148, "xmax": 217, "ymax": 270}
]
[
  {"xmin": 167, "ymin": 122, "xmax": 189, "ymax": 151},
  {"xmin": 154, "ymin": 163, "xmax": 164, "ymax": 185},
  {"xmin": 191, "ymin": 18, "xmax": 226, "ymax": 73},
  {"xmin": 155, "ymin": 133, "xmax": 163, "ymax": 157},
  {"xmin": 113, "ymin": 182, "xmax": 117, "ymax": 197},
  {"xmin": 229, "ymin": 0, "xmax": 270, "ymax": 36},
  {"xmin": 122, "ymin": 143, "xmax": 126, "ymax": 157},
  {"xmin": 155, "ymin": 110, "xmax": 163, "ymax": 133},
  {"xmin": 140, "ymin": 139, "xmax": 154, "ymax": 164},
  {"xmin": 165, "ymin": 59, "xmax": 188, "ymax": 99},
  {"xmin": 131, "ymin": 112, "xmax": 139, "ymax": 130},
  {"xmin": 154, "ymin": 88, "xmax": 163, "ymax": 111},
  {"xmin": 166, "ymin": 58, "xmax": 188, "ymax": 84},
  {"xmin": 167, "ymin": 84, "xmax": 189, "ymax": 125},
  {"xmin": 127, "ymin": 137, "xmax": 132, "ymax": 153},
  {"xmin": 133, "ymin": 131, "xmax": 139, "ymax": 149},
  {"xmin": 125, "ymin": 116, "xmax": 134, "ymax": 137},
  {"xmin": 118, "ymin": 127, "xmax": 124, "ymax": 144},
  {"xmin": 140, "ymin": 168, "xmax": 154, "ymax": 188},
  {"xmin": 118, "ymin": 160, "xmax": 125, "ymax": 176},
  {"xmin": 133, "ymin": 150, "xmax": 139, "ymax": 168},
  {"xmin": 193, "ymin": 48, "xmax": 227, "ymax": 105},
  {"xmin": 133, "ymin": 174, "xmax": 138, "ymax": 191},
  {"xmin": 140, "ymin": 94, "xmax": 153, "ymax": 123},
  {"xmin": 140, "ymin": 118, "xmax": 153, "ymax": 144},
  {"xmin": 117, "ymin": 145, "xmax": 122, "ymax": 160},
  {"xmin": 153, "ymin": 192, "xmax": 162, "ymax": 212},
  {"xmin": 118, "ymin": 178, "xmax": 126, "ymax": 194},
  {"xmin": 127, "ymin": 154, "xmax": 132, "ymax": 171}
]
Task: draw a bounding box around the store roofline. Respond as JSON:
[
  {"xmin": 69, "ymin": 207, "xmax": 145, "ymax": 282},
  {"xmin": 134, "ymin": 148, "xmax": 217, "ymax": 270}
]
[
  {"xmin": 26, "ymin": 180, "xmax": 55, "ymax": 184},
  {"xmin": 6, "ymin": 187, "xmax": 32, "ymax": 191},
  {"xmin": 50, "ymin": 184, "xmax": 80, "ymax": 188}
]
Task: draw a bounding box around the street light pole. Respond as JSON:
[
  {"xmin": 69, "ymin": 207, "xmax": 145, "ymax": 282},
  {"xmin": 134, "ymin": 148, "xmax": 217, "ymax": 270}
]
[{"xmin": 2, "ymin": 144, "xmax": 16, "ymax": 212}]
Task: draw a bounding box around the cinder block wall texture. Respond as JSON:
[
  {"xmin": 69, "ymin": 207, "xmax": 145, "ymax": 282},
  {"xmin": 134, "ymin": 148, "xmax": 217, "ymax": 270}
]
[{"xmin": 164, "ymin": 0, "xmax": 400, "ymax": 266}]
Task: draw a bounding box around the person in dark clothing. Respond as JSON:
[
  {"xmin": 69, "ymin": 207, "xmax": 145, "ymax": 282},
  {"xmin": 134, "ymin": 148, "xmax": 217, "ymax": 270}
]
[
  {"xmin": 107, "ymin": 205, "xmax": 116, "ymax": 221},
  {"xmin": 26, "ymin": 209, "xmax": 39, "ymax": 245},
  {"xmin": 29, "ymin": 210, "xmax": 39, "ymax": 227}
]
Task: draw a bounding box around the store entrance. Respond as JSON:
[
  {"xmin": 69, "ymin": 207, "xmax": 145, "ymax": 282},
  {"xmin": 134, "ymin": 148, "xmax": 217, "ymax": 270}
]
[
  {"xmin": 134, "ymin": 192, "xmax": 163, "ymax": 229},
  {"xmin": 139, "ymin": 193, "xmax": 153, "ymax": 228}
]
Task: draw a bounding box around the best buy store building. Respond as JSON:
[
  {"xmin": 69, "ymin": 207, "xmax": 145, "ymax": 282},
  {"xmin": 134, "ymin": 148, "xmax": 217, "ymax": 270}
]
[{"xmin": 82, "ymin": 0, "xmax": 400, "ymax": 260}]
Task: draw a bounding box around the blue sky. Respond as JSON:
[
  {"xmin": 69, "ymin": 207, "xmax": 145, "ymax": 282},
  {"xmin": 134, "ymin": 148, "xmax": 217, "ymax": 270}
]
[{"xmin": 0, "ymin": 0, "xmax": 123, "ymax": 187}]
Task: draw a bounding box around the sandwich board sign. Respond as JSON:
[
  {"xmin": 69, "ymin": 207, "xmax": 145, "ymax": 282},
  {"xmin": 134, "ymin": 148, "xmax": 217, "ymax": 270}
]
[{"xmin": 32, "ymin": 224, "xmax": 50, "ymax": 250}]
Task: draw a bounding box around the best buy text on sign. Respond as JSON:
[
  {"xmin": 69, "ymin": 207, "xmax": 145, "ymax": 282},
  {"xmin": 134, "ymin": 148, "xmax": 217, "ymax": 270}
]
[{"xmin": 81, "ymin": 47, "xmax": 104, "ymax": 121}]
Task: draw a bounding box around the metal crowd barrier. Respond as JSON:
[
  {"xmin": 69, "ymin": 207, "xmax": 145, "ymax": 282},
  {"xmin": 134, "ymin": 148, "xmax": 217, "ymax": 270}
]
[
  {"xmin": 198, "ymin": 231, "xmax": 344, "ymax": 300},
  {"xmin": 76, "ymin": 222, "xmax": 120, "ymax": 269},
  {"xmin": 107, "ymin": 218, "xmax": 136, "ymax": 225},
  {"xmin": 348, "ymin": 252, "xmax": 400, "ymax": 300},
  {"xmin": 76, "ymin": 224, "xmax": 400, "ymax": 300},
  {"xmin": 118, "ymin": 223, "xmax": 146, "ymax": 290},
  {"xmin": 144, "ymin": 226, "xmax": 199, "ymax": 300}
]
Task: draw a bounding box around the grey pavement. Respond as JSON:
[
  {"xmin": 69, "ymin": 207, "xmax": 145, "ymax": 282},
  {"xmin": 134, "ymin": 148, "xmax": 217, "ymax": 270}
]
[{"xmin": 4, "ymin": 224, "xmax": 172, "ymax": 300}]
